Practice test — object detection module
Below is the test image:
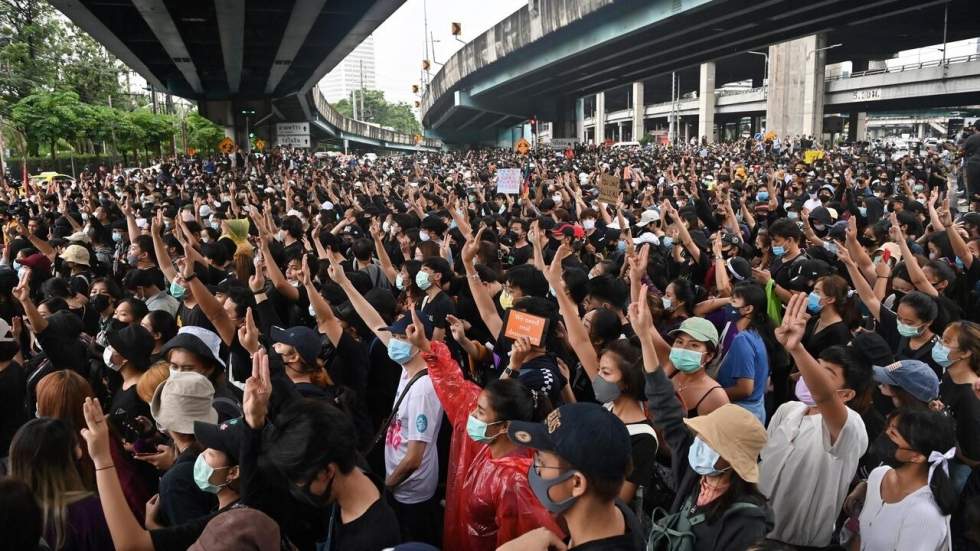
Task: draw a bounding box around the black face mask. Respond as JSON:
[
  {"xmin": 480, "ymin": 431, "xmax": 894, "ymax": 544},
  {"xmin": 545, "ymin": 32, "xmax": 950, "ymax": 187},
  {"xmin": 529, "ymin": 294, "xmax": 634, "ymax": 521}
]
[
  {"xmin": 871, "ymin": 431, "xmax": 903, "ymax": 469},
  {"xmin": 91, "ymin": 294, "xmax": 111, "ymax": 313},
  {"xmin": 289, "ymin": 472, "xmax": 335, "ymax": 509},
  {"xmin": 891, "ymin": 290, "xmax": 906, "ymax": 304}
]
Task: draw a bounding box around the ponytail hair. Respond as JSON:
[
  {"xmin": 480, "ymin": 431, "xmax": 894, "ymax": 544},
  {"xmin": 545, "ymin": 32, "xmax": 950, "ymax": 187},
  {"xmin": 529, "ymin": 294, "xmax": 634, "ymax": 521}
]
[
  {"xmin": 817, "ymin": 275, "xmax": 859, "ymax": 328},
  {"xmin": 485, "ymin": 378, "xmax": 552, "ymax": 422},
  {"xmin": 894, "ymin": 408, "xmax": 958, "ymax": 515}
]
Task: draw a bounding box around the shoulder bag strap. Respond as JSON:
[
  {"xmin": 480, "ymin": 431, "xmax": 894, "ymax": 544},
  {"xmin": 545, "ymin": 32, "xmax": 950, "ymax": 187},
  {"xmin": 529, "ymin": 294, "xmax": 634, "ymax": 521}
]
[{"xmin": 368, "ymin": 368, "xmax": 429, "ymax": 453}]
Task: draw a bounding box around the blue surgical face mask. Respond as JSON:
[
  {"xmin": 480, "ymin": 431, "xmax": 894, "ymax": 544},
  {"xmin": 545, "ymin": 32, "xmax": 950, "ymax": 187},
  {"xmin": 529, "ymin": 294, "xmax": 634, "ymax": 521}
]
[
  {"xmin": 415, "ymin": 270, "xmax": 432, "ymax": 291},
  {"xmin": 787, "ymin": 211, "xmax": 799, "ymax": 221},
  {"xmin": 955, "ymin": 257, "xmax": 965, "ymax": 271},
  {"xmin": 756, "ymin": 191, "xmax": 769, "ymax": 202},
  {"xmin": 896, "ymin": 321, "xmax": 923, "ymax": 338},
  {"xmin": 858, "ymin": 206, "xmax": 868, "ymax": 217},
  {"xmin": 112, "ymin": 232, "xmax": 123, "ymax": 243},
  {"xmin": 822, "ymin": 240, "xmax": 838, "ymax": 256},
  {"xmin": 662, "ymin": 297, "xmax": 673, "ymax": 311},
  {"xmin": 169, "ymin": 280, "xmax": 187, "ymax": 300},
  {"xmin": 771, "ymin": 245, "xmax": 786, "ymax": 257},
  {"xmin": 528, "ymin": 463, "xmax": 578, "ymax": 514},
  {"xmin": 395, "ymin": 273, "xmax": 406, "ymax": 291},
  {"xmin": 662, "ymin": 236, "xmax": 674, "ymax": 248},
  {"xmin": 193, "ymin": 454, "xmax": 231, "ymax": 494},
  {"xmin": 419, "ymin": 230, "xmax": 431, "ymax": 242},
  {"xmin": 387, "ymin": 337, "xmax": 416, "ymax": 365},
  {"xmin": 616, "ymin": 240, "xmax": 627, "ymax": 253},
  {"xmin": 11, "ymin": 260, "xmax": 21, "ymax": 271},
  {"xmin": 807, "ymin": 291, "xmax": 823, "ymax": 314},
  {"xmin": 669, "ymin": 347, "xmax": 703, "ymax": 373},
  {"xmin": 688, "ymin": 436, "xmax": 730, "ymax": 476},
  {"xmin": 931, "ymin": 341, "xmax": 955, "ymax": 368},
  {"xmin": 466, "ymin": 414, "xmax": 503, "ymax": 444}
]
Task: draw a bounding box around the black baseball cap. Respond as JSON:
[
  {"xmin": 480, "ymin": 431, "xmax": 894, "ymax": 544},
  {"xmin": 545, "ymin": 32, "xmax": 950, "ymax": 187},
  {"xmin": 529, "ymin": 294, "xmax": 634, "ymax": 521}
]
[
  {"xmin": 194, "ymin": 418, "xmax": 245, "ymax": 464},
  {"xmin": 383, "ymin": 310, "xmax": 433, "ymax": 339},
  {"xmin": 508, "ymin": 402, "xmax": 631, "ymax": 480},
  {"xmin": 270, "ymin": 326, "xmax": 321, "ymax": 366}
]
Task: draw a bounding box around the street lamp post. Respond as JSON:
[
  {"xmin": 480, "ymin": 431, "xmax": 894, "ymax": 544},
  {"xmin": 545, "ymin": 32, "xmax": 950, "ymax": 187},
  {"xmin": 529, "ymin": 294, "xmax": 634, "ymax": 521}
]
[{"xmin": 806, "ymin": 42, "xmax": 843, "ymax": 60}]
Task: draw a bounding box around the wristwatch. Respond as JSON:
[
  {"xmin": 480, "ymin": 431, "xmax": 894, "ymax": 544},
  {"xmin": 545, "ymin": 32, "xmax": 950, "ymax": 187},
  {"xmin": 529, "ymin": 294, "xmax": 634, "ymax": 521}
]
[
  {"xmin": 503, "ymin": 366, "xmax": 516, "ymax": 378},
  {"xmin": 184, "ymin": 272, "xmax": 198, "ymax": 282}
]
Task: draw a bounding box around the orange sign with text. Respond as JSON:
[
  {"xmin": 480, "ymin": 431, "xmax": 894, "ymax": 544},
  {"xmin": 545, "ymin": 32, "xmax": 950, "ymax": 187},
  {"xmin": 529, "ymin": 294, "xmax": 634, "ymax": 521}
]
[{"xmin": 504, "ymin": 311, "xmax": 549, "ymax": 347}]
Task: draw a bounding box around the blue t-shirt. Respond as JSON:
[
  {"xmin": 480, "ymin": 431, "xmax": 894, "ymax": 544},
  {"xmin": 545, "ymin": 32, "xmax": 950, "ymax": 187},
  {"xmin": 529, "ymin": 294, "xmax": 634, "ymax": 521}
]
[{"xmin": 716, "ymin": 329, "xmax": 769, "ymax": 423}]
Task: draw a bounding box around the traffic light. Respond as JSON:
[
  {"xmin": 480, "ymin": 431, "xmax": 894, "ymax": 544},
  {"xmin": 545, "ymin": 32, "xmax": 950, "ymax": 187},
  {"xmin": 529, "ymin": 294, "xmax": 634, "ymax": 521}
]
[
  {"xmin": 422, "ymin": 59, "xmax": 431, "ymax": 71},
  {"xmin": 451, "ymin": 22, "xmax": 461, "ymax": 36},
  {"xmin": 411, "ymin": 84, "xmax": 419, "ymax": 94}
]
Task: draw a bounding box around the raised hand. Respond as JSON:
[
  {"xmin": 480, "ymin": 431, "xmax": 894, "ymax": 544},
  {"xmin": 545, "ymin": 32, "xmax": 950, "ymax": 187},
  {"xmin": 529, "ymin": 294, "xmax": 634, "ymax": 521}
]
[
  {"xmin": 445, "ymin": 314, "xmax": 469, "ymax": 342},
  {"xmin": 627, "ymin": 284, "xmax": 654, "ymax": 334},
  {"xmin": 80, "ymin": 397, "xmax": 113, "ymax": 468},
  {"xmin": 775, "ymin": 292, "xmax": 809, "ymax": 350},
  {"xmin": 405, "ymin": 308, "xmax": 430, "ymax": 352},
  {"xmin": 237, "ymin": 307, "xmax": 260, "ymax": 355},
  {"xmin": 244, "ymin": 347, "xmax": 272, "ymax": 429},
  {"xmin": 11, "ymin": 269, "xmax": 31, "ymax": 303}
]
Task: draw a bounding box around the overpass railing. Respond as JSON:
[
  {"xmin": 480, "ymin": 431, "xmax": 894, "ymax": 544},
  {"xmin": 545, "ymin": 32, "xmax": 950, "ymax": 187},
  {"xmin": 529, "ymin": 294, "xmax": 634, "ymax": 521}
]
[
  {"xmin": 826, "ymin": 53, "xmax": 980, "ymax": 81},
  {"xmin": 310, "ymin": 88, "xmax": 442, "ymax": 149}
]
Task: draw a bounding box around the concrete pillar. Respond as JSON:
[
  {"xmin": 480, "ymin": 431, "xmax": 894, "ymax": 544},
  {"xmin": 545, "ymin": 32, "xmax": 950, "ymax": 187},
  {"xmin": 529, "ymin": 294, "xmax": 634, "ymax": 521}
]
[
  {"xmin": 595, "ymin": 92, "xmax": 606, "ymax": 143},
  {"xmin": 576, "ymin": 97, "xmax": 585, "ymax": 143},
  {"xmin": 698, "ymin": 62, "xmax": 716, "ymax": 144},
  {"xmin": 632, "ymin": 81, "xmax": 645, "ymax": 142},
  {"xmin": 847, "ymin": 112, "xmax": 867, "ymax": 142},
  {"xmin": 766, "ymin": 34, "xmax": 826, "ymax": 140},
  {"xmin": 918, "ymin": 123, "xmax": 926, "ymax": 139}
]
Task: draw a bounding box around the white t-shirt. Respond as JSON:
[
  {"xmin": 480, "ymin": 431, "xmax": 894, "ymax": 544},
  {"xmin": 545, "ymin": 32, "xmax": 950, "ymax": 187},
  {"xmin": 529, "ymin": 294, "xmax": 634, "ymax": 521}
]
[
  {"xmin": 859, "ymin": 466, "xmax": 950, "ymax": 551},
  {"xmin": 384, "ymin": 369, "xmax": 443, "ymax": 504},
  {"xmin": 759, "ymin": 401, "xmax": 868, "ymax": 546}
]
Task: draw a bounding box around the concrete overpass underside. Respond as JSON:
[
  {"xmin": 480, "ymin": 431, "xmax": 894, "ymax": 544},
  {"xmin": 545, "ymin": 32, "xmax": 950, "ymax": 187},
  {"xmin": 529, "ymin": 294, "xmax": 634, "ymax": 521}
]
[{"xmin": 423, "ymin": 0, "xmax": 980, "ymax": 144}]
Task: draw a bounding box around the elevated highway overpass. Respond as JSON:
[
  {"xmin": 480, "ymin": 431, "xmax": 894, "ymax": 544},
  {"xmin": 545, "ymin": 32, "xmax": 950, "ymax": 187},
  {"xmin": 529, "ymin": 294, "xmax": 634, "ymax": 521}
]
[
  {"xmin": 420, "ymin": 0, "xmax": 980, "ymax": 145},
  {"xmin": 51, "ymin": 0, "xmax": 440, "ymax": 152},
  {"xmin": 587, "ymin": 54, "xmax": 980, "ymax": 142}
]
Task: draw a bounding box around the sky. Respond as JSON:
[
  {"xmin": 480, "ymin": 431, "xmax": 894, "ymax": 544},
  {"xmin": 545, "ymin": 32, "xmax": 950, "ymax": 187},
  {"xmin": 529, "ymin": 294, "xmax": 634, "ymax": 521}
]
[{"xmin": 362, "ymin": 0, "xmax": 525, "ymax": 106}]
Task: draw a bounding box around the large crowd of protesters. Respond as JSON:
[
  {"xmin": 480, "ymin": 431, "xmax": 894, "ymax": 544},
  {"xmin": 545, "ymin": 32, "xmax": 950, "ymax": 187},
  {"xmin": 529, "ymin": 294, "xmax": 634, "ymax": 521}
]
[{"xmin": 0, "ymin": 122, "xmax": 980, "ymax": 551}]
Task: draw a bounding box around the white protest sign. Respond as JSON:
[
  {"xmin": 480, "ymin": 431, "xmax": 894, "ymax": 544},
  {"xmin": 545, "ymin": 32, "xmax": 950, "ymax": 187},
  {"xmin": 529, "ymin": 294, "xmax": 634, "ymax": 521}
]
[{"xmin": 496, "ymin": 168, "xmax": 522, "ymax": 194}]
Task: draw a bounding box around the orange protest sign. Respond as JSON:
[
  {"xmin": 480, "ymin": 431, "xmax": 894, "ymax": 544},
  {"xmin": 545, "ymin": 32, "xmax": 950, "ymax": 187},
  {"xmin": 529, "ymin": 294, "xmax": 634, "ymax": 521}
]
[
  {"xmin": 515, "ymin": 138, "xmax": 530, "ymax": 155},
  {"xmin": 504, "ymin": 311, "xmax": 549, "ymax": 347}
]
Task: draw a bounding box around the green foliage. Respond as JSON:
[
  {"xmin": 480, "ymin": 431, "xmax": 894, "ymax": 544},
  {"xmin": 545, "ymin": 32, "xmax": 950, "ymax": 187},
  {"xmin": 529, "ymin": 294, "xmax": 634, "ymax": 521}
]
[
  {"xmin": 186, "ymin": 112, "xmax": 224, "ymax": 153},
  {"xmin": 334, "ymin": 89, "xmax": 421, "ymax": 135},
  {"xmin": 9, "ymin": 90, "xmax": 85, "ymax": 158}
]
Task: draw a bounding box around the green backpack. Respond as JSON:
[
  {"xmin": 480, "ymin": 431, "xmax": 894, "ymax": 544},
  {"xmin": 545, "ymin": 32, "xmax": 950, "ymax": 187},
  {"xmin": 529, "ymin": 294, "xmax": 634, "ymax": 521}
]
[{"xmin": 647, "ymin": 495, "xmax": 760, "ymax": 551}]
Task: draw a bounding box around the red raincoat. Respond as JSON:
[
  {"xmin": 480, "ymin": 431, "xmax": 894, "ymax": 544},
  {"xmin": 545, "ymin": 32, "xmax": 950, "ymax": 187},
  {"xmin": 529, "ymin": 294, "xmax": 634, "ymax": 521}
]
[{"xmin": 423, "ymin": 341, "xmax": 563, "ymax": 551}]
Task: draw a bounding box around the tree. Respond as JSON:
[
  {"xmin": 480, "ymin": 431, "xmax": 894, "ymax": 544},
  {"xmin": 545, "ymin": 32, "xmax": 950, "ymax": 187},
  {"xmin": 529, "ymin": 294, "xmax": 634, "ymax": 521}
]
[
  {"xmin": 334, "ymin": 89, "xmax": 421, "ymax": 135},
  {"xmin": 59, "ymin": 29, "xmax": 124, "ymax": 106},
  {"xmin": 186, "ymin": 112, "xmax": 224, "ymax": 153},
  {"xmin": 10, "ymin": 89, "xmax": 85, "ymax": 159},
  {"xmin": 0, "ymin": 0, "xmax": 62, "ymax": 111}
]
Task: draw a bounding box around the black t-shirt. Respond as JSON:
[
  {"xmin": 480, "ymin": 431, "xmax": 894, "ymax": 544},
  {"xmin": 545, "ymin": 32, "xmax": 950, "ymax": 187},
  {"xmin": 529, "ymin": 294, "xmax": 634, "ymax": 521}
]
[
  {"xmin": 326, "ymin": 331, "xmax": 368, "ymax": 396},
  {"xmin": 177, "ymin": 303, "xmax": 216, "ymax": 333},
  {"xmin": 769, "ymin": 251, "xmax": 804, "ymax": 292},
  {"xmin": 960, "ymin": 131, "xmax": 980, "ymax": 161},
  {"xmin": 108, "ymin": 385, "xmax": 150, "ymax": 419},
  {"xmin": 802, "ymin": 318, "xmax": 851, "ymax": 352},
  {"xmin": 507, "ymin": 243, "xmax": 532, "ymax": 267},
  {"xmin": 0, "ymin": 361, "xmax": 26, "ymax": 454},
  {"xmin": 940, "ymin": 375, "xmax": 980, "ymax": 462},
  {"xmin": 328, "ymin": 495, "xmax": 401, "ymax": 551},
  {"xmin": 421, "ymin": 290, "xmax": 455, "ymax": 330},
  {"xmin": 569, "ymin": 501, "xmax": 643, "ymax": 550}
]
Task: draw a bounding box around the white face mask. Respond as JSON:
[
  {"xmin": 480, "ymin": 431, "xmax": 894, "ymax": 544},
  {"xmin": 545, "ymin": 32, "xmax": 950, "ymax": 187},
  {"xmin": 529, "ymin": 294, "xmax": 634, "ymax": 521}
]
[{"xmin": 103, "ymin": 345, "xmax": 120, "ymax": 371}]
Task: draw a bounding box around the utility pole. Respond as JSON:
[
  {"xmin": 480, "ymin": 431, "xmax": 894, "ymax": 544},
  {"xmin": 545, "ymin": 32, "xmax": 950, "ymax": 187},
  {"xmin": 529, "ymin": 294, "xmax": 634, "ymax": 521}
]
[
  {"xmin": 107, "ymin": 95, "xmax": 118, "ymax": 164},
  {"xmin": 422, "ymin": 0, "xmax": 431, "ymax": 90},
  {"xmin": 359, "ymin": 59, "xmax": 365, "ymax": 120}
]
